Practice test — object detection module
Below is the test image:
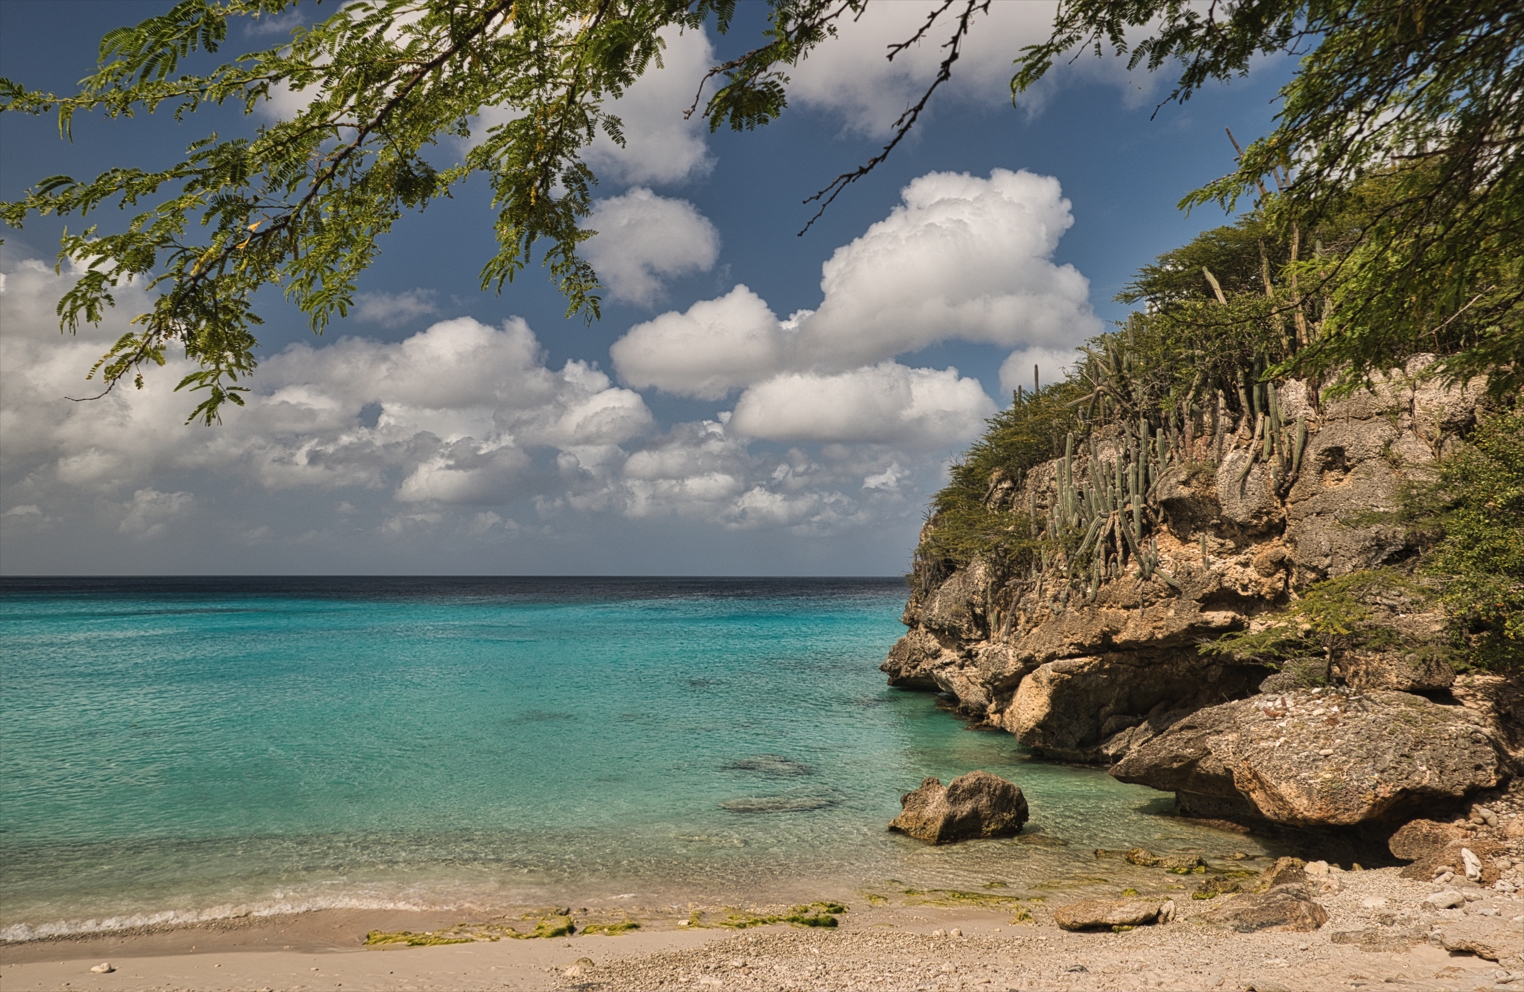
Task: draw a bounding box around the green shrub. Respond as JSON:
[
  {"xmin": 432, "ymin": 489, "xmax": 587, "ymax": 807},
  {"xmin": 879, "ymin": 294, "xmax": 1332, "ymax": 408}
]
[
  {"xmin": 1404, "ymin": 407, "xmax": 1524, "ymax": 670},
  {"xmin": 1198, "ymin": 569, "xmax": 1429, "ymax": 664}
]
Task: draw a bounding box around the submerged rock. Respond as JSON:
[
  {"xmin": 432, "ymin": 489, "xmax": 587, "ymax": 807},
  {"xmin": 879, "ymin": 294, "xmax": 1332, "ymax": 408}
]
[
  {"xmin": 888, "ymin": 770, "xmax": 1028, "ymax": 844},
  {"xmin": 720, "ymin": 795, "xmax": 838, "ymax": 814},
  {"xmin": 1052, "ymin": 898, "xmax": 1163, "ymax": 931},
  {"xmin": 723, "ymin": 754, "xmax": 814, "ymax": 776},
  {"xmin": 1123, "ymin": 847, "xmax": 1205, "ymax": 873},
  {"xmin": 1202, "ymin": 884, "xmax": 1329, "ymax": 932},
  {"xmin": 1110, "ymin": 688, "xmax": 1510, "ymax": 827}
]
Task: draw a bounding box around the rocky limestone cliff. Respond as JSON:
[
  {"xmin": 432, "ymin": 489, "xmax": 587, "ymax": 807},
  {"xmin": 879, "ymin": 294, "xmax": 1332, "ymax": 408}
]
[{"xmin": 884, "ymin": 359, "xmax": 1513, "ymax": 825}]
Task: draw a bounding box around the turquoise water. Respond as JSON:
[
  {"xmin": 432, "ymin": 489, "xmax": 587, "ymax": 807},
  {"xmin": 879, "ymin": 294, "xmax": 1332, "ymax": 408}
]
[{"xmin": 0, "ymin": 577, "xmax": 1271, "ymax": 939}]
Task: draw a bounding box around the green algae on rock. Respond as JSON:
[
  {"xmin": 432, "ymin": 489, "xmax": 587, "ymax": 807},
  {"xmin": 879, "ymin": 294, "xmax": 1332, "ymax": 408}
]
[
  {"xmin": 686, "ymin": 902, "xmax": 848, "ymax": 930},
  {"xmin": 363, "ymin": 914, "xmax": 577, "ymax": 947}
]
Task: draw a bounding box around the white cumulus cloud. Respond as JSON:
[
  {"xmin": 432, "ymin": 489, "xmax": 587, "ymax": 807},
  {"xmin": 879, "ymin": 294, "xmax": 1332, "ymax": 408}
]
[
  {"xmin": 610, "ymin": 285, "xmax": 785, "ymax": 400},
  {"xmin": 798, "ymin": 168, "xmax": 1098, "ymax": 367},
  {"xmin": 784, "ymin": 1, "xmax": 1160, "ymax": 135},
  {"xmin": 582, "ymin": 188, "xmax": 720, "ymax": 305},
  {"xmin": 729, "ymin": 364, "xmax": 996, "ymax": 448},
  {"xmin": 611, "ymin": 168, "xmax": 1099, "ymax": 397},
  {"xmin": 786, "ymin": 1, "xmax": 1058, "ymax": 135}
]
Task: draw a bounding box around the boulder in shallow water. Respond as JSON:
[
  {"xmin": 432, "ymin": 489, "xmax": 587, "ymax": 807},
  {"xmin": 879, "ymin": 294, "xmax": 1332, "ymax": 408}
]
[
  {"xmin": 1110, "ymin": 689, "xmax": 1510, "ymax": 827},
  {"xmin": 1053, "ymin": 898, "xmax": 1162, "ymax": 931},
  {"xmin": 1202, "ymin": 884, "xmax": 1329, "ymax": 932},
  {"xmin": 888, "ymin": 770, "xmax": 1028, "ymax": 844}
]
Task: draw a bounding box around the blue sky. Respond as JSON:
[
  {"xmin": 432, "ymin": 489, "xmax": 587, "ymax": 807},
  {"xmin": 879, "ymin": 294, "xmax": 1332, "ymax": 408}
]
[{"xmin": 0, "ymin": 1, "xmax": 1292, "ymax": 575}]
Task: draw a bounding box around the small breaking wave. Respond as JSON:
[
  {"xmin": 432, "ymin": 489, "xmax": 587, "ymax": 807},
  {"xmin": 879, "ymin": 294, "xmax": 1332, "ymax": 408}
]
[{"xmin": 0, "ymin": 892, "xmax": 451, "ymax": 943}]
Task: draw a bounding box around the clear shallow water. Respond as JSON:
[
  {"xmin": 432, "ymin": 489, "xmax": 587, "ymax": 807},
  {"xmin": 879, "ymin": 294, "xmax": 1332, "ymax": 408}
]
[{"xmin": 0, "ymin": 577, "xmax": 1273, "ymax": 939}]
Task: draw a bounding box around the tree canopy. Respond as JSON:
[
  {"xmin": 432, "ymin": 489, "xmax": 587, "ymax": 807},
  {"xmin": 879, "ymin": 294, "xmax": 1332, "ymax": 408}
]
[{"xmin": 2, "ymin": 0, "xmax": 1519, "ymax": 423}]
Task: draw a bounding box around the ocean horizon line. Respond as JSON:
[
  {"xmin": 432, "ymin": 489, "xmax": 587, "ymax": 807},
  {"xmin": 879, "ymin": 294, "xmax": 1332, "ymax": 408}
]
[{"xmin": 0, "ymin": 573, "xmax": 907, "ymax": 581}]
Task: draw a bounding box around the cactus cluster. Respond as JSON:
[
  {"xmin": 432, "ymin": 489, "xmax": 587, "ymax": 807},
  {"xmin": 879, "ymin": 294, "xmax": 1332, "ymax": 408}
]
[
  {"xmin": 1232, "ymin": 373, "xmax": 1308, "ymax": 497},
  {"xmin": 1027, "ymin": 416, "xmax": 1184, "ymax": 602},
  {"xmin": 919, "ymin": 320, "xmax": 1319, "ymax": 621},
  {"xmin": 1008, "ymin": 377, "xmax": 1307, "ymax": 607}
]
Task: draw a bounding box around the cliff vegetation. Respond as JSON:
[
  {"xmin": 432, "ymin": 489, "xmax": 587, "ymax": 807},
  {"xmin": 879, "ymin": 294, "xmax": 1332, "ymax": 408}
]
[{"xmin": 889, "ymin": 183, "xmax": 1520, "ymax": 833}]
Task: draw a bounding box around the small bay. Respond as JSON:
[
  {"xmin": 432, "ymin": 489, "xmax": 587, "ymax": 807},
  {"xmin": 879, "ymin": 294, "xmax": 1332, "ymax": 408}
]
[{"xmin": 0, "ymin": 577, "xmax": 1271, "ymax": 940}]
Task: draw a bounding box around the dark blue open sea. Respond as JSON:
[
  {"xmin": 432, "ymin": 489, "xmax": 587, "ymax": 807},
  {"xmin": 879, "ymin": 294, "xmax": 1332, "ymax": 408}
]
[{"xmin": 0, "ymin": 577, "xmax": 1271, "ymax": 940}]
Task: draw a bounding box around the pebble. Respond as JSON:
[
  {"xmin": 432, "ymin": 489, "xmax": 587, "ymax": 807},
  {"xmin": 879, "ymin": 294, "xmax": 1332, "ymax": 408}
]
[
  {"xmin": 89, "ymin": 963, "xmax": 114, "ymax": 974},
  {"xmin": 1425, "ymin": 890, "xmax": 1466, "ymax": 909},
  {"xmin": 1463, "ymin": 847, "xmax": 1484, "ymax": 881}
]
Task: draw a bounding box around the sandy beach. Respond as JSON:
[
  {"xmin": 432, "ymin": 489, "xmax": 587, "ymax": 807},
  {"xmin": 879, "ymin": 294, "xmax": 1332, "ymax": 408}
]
[{"xmin": 4, "ymin": 862, "xmax": 1521, "ymax": 992}]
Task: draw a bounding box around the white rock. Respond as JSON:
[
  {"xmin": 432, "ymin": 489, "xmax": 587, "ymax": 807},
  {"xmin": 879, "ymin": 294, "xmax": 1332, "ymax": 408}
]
[
  {"xmin": 949, "ymin": 928, "xmax": 962, "ymax": 937},
  {"xmin": 89, "ymin": 963, "xmax": 115, "ymax": 974},
  {"xmin": 1305, "ymin": 861, "xmax": 1330, "ymax": 876},
  {"xmin": 1463, "ymin": 847, "xmax": 1483, "ymax": 881},
  {"xmin": 1159, "ymin": 899, "xmax": 1177, "ymax": 923},
  {"xmin": 1464, "ymin": 888, "xmax": 1486, "ymax": 902},
  {"xmin": 1426, "ymin": 890, "xmax": 1467, "ymax": 909},
  {"xmin": 931, "ymin": 929, "xmax": 945, "ymax": 937}
]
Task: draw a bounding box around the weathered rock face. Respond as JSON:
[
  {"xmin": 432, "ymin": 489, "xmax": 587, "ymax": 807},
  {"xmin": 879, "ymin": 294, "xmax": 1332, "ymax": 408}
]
[
  {"xmin": 1110, "ymin": 688, "xmax": 1511, "ymax": 827},
  {"xmin": 888, "ymin": 770, "xmax": 1029, "ymax": 844},
  {"xmin": 998, "ymin": 650, "xmax": 1264, "ymax": 763},
  {"xmin": 884, "ymin": 361, "xmax": 1509, "ymax": 792}
]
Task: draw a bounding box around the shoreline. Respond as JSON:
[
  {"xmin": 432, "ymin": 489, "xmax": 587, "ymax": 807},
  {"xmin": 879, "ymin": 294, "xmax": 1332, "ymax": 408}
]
[{"xmin": 2, "ymin": 865, "xmax": 1520, "ymax": 991}]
